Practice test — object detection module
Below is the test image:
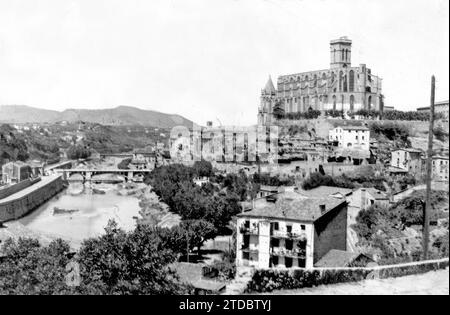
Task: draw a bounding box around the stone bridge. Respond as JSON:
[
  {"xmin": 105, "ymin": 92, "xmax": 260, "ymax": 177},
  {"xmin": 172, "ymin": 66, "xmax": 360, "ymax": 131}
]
[{"xmin": 54, "ymin": 168, "xmax": 152, "ymax": 183}]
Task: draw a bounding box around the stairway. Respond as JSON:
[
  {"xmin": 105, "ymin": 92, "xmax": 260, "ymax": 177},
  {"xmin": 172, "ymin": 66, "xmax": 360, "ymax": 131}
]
[{"xmin": 222, "ymin": 267, "xmax": 254, "ymax": 295}]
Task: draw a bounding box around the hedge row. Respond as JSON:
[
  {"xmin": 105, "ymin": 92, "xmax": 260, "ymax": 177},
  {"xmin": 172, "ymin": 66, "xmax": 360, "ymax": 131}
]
[{"xmin": 245, "ymin": 259, "xmax": 449, "ymax": 293}]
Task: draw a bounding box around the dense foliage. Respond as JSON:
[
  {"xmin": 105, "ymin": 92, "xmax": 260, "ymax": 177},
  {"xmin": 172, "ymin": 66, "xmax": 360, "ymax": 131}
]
[
  {"xmin": 325, "ymin": 109, "xmax": 344, "ymax": 118},
  {"xmin": 272, "ymin": 101, "xmax": 285, "ymax": 120},
  {"xmin": 0, "ymin": 124, "xmax": 29, "ymax": 165},
  {"xmin": 66, "ymin": 144, "xmax": 92, "ymax": 160},
  {"xmin": 284, "ymin": 110, "xmax": 322, "ymax": 120},
  {"xmin": 369, "ymin": 121, "xmax": 410, "ymax": 143},
  {"xmin": 145, "ymin": 163, "xmax": 242, "ymax": 233},
  {"xmin": 0, "ymin": 222, "xmax": 192, "ymax": 294},
  {"xmin": 352, "ymin": 190, "xmax": 449, "ymax": 261}
]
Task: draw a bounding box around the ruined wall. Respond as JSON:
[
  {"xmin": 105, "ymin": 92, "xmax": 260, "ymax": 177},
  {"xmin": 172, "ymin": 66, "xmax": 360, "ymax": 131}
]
[{"xmin": 0, "ymin": 176, "xmax": 65, "ymax": 222}]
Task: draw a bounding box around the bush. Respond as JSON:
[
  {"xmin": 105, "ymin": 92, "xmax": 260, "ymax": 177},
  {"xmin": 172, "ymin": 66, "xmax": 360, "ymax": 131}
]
[
  {"xmin": 301, "ymin": 172, "xmax": 336, "ymax": 190},
  {"xmin": 67, "ymin": 145, "xmax": 91, "ymax": 160},
  {"xmin": 245, "ymin": 260, "xmax": 449, "ymax": 293},
  {"xmin": 117, "ymin": 158, "xmax": 131, "ymax": 169}
]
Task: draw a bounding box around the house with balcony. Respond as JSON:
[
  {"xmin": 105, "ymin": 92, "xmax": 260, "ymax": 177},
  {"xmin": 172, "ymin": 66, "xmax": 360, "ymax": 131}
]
[{"xmin": 236, "ymin": 192, "xmax": 348, "ymax": 269}]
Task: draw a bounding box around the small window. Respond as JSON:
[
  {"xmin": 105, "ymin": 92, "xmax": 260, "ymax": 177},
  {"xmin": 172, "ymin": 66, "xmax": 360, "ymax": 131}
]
[
  {"xmin": 285, "ymin": 257, "xmax": 293, "ymax": 268},
  {"xmin": 286, "ymin": 239, "xmax": 293, "ymax": 250},
  {"xmin": 286, "ymin": 225, "xmax": 292, "ymax": 233},
  {"xmin": 271, "ymin": 238, "xmax": 279, "ymax": 247},
  {"xmin": 272, "ymin": 222, "xmax": 279, "ymax": 231},
  {"xmin": 300, "ymin": 225, "xmax": 306, "ymax": 230},
  {"xmin": 271, "ymin": 256, "xmax": 279, "ymax": 267},
  {"xmin": 298, "ymin": 258, "xmax": 306, "ymax": 268}
]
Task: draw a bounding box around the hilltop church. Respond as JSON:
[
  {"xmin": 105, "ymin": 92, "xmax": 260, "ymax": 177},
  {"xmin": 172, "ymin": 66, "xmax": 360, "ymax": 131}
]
[{"xmin": 258, "ymin": 37, "xmax": 384, "ymax": 125}]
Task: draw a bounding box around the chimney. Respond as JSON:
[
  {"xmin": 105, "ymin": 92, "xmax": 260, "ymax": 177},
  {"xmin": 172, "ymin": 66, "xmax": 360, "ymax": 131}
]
[{"xmin": 319, "ymin": 204, "xmax": 326, "ymax": 213}]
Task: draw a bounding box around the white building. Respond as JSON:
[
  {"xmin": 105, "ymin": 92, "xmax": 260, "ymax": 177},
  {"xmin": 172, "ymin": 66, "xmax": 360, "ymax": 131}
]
[
  {"xmin": 236, "ymin": 192, "xmax": 348, "ymax": 269},
  {"xmin": 329, "ymin": 125, "xmax": 370, "ymax": 151},
  {"xmin": 390, "ymin": 148, "xmax": 423, "ymax": 178},
  {"xmin": 432, "ymin": 156, "xmax": 449, "ymax": 181}
]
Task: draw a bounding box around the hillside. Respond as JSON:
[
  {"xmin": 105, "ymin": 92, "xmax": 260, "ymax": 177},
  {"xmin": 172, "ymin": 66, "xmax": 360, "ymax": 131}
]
[{"xmin": 0, "ymin": 105, "xmax": 194, "ymax": 129}]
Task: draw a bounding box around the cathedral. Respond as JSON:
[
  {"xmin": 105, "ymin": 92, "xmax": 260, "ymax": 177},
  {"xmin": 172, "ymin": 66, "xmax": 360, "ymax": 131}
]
[{"xmin": 258, "ymin": 37, "xmax": 384, "ymax": 125}]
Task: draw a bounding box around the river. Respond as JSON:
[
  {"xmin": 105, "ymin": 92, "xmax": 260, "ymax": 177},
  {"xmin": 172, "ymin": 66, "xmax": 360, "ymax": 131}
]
[{"xmin": 18, "ymin": 182, "xmax": 142, "ymax": 248}]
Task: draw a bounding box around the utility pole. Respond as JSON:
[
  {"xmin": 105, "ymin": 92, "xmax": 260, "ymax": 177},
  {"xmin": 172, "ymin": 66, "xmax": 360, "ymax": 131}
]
[
  {"xmin": 186, "ymin": 230, "xmax": 190, "ymax": 263},
  {"xmin": 423, "ymin": 75, "xmax": 435, "ymax": 260}
]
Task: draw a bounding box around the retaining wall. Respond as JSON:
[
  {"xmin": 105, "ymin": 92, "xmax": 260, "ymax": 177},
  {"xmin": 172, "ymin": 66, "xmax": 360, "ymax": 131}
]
[
  {"xmin": 0, "ymin": 178, "xmax": 41, "ymax": 200},
  {"xmin": 0, "ymin": 176, "xmax": 65, "ymax": 222}
]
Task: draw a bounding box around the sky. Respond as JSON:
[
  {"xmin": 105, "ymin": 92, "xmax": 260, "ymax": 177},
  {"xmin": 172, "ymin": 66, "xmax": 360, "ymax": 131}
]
[{"xmin": 0, "ymin": 0, "xmax": 448, "ymax": 126}]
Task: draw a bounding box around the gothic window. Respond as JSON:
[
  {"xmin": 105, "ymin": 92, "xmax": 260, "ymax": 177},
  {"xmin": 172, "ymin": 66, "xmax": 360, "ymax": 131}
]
[
  {"xmin": 368, "ymin": 96, "xmax": 372, "ymax": 110},
  {"xmin": 343, "ymin": 74, "xmax": 348, "ymax": 92},
  {"xmin": 332, "ymin": 95, "xmax": 337, "ymax": 110},
  {"xmin": 350, "ymin": 95, "xmax": 355, "ymax": 112},
  {"xmin": 341, "ymin": 95, "xmax": 345, "ymax": 108},
  {"xmin": 341, "ymin": 49, "xmax": 345, "ymax": 61},
  {"xmin": 339, "ymin": 71, "xmax": 344, "ymax": 92},
  {"xmin": 349, "ymin": 70, "xmax": 355, "ymax": 92},
  {"xmin": 331, "ymin": 72, "xmax": 335, "ymax": 84}
]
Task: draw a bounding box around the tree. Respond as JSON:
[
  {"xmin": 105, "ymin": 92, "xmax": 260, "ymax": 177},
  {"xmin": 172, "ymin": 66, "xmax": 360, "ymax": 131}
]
[
  {"xmin": 67, "ymin": 144, "xmax": 91, "ymax": 160},
  {"xmin": 180, "ymin": 220, "xmax": 217, "ymax": 255},
  {"xmin": 0, "ymin": 238, "xmax": 75, "ymax": 294},
  {"xmin": 77, "ymin": 220, "xmax": 191, "ymax": 294},
  {"xmin": 192, "ymin": 160, "xmax": 214, "ymax": 178},
  {"xmin": 272, "ymin": 101, "xmax": 285, "ymax": 119},
  {"xmin": 301, "ymin": 172, "xmax": 336, "ymax": 190},
  {"xmin": 117, "ymin": 157, "xmax": 131, "ymax": 169}
]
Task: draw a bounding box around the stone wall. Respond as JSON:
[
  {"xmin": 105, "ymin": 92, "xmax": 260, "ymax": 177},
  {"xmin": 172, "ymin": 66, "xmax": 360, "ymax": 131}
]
[
  {"xmin": 0, "ymin": 176, "xmax": 65, "ymax": 222},
  {"xmin": 0, "ymin": 178, "xmax": 41, "ymax": 200}
]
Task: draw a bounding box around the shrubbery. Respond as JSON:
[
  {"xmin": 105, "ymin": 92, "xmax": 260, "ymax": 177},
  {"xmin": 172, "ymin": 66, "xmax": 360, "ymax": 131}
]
[
  {"xmin": 67, "ymin": 144, "xmax": 91, "ymax": 160},
  {"xmin": 284, "ymin": 110, "xmax": 321, "ymax": 120},
  {"xmin": 117, "ymin": 157, "xmax": 131, "ymax": 169},
  {"xmin": 245, "ymin": 260, "xmax": 449, "ymax": 293}
]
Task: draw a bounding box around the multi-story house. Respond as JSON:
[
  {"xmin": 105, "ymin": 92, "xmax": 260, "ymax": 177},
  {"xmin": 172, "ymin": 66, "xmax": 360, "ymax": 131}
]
[
  {"xmin": 432, "ymin": 156, "xmax": 449, "ymax": 181},
  {"xmin": 328, "ymin": 126, "xmax": 370, "ymax": 151},
  {"xmin": 390, "ymin": 149, "xmax": 423, "ymax": 178},
  {"xmin": 236, "ymin": 192, "xmax": 348, "ymax": 269}
]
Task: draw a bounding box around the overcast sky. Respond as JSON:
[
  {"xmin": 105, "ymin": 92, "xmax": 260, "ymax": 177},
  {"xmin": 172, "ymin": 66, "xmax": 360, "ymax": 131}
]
[{"xmin": 0, "ymin": 0, "xmax": 448, "ymax": 126}]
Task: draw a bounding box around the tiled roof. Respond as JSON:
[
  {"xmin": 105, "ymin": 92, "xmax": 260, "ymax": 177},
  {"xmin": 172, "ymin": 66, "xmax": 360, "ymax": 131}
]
[
  {"xmin": 259, "ymin": 185, "xmax": 280, "ymax": 192},
  {"xmin": 393, "ymin": 148, "xmax": 422, "ymax": 153},
  {"xmin": 364, "ymin": 187, "xmax": 389, "ymax": 200},
  {"xmin": 341, "ymin": 125, "xmax": 369, "ymax": 131},
  {"xmin": 314, "ymin": 249, "xmax": 364, "ymax": 267},
  {"xmin": 387, "ymin": 166, "xmax": 409, "ymax": 173},
  {"xmin": 237, "ymin": 193, "xmax": 346, "ymax": 222},
  {"xmin": 301, "ymin": 186, "xmax": 353, "ymax": 198}
]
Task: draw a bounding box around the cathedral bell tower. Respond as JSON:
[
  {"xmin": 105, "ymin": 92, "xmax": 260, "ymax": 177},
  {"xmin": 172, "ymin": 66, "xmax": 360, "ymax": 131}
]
[{"xmin": 330, "ymin": 36, "xmax": 352, "ymax": 68}]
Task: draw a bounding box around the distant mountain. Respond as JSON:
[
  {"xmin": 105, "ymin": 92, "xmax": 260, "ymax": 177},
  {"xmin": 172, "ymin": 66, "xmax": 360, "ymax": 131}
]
[{"xmin": 0, "ymin": 105, "xmax": 195, "ymax": 129}]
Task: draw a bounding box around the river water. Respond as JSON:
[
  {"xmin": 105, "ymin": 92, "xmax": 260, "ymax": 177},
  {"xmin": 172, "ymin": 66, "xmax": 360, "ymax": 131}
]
[{"xmin": 18, "ymin": 183, "xmax": 142, "ymax": 248}]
